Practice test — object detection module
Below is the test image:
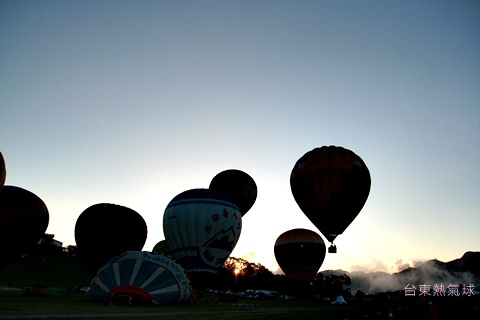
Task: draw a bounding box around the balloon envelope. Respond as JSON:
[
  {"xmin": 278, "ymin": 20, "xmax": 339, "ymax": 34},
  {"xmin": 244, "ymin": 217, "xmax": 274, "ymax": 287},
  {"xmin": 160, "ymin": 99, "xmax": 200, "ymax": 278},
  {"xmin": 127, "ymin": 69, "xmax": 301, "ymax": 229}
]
[
  {"xmin": 209, "ymin": 169, "xmax": 257, "ymax": 216},
  {"xmin": 0, "ymin": 151, "xmax": 5, "ymax": 190},
  {"xmin": 163, "ymin": 189, "xmax": 242, "ymax": 283},
  {"xmin": 75, "ymin": 203, "xmax": 148, "ymax": 275},
  {"xmin": 152, "ymin": 240, "xmax": 173, "ymax": 258},
  {"xmin": 290, "ymin": 146, "xmax": 371, "ymax": 246},
  {"xmin": 86, "ymin": 251, "xmax": 191, "ymax": 304},
  {"xmin": 274, "ymin": 228, "xmax": 326, "ymax": 281},
  {"xmin": 0, "ymin": 185, "xmax": 49, "ymax": 267}
]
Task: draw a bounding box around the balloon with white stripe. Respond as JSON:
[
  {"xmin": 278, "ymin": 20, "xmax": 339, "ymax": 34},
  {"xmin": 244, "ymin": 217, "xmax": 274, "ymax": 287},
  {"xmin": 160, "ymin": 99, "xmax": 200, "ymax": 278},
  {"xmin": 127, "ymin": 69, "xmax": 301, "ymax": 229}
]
[{"xmin": 85, "ymin": 251, "xmax": 190, "ymax": 304}]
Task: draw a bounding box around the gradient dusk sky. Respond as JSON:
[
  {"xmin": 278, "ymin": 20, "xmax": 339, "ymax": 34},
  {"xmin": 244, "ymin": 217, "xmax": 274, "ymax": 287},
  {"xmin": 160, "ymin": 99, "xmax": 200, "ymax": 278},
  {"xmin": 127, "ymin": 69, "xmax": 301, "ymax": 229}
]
[{"xmin": 1, "ymin": 1, "xmax": 479, "ymax": 274}]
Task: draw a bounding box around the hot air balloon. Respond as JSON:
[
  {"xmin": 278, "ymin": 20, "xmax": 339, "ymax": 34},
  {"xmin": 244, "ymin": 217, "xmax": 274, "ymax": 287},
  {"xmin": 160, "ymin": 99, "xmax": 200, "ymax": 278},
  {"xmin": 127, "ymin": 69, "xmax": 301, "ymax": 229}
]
[
  {"xmin": 274, "ymin": 228, "xmax": 326, "ymax": 281},
  {"xmin": 75, "ymin": 203, "xmax": 147, "ymax": 275},
  {"xmin": 0, "ymin": 151, "xmax": 6, "ymax": 190},
  {"xmin": 290, "ymin": 146, "xmax": 371, "ymax": 253},
  {"xmin": 209, "ymin": 169, "xmax": 257, "ymax": 216},
  {"xmin": 152, "ymin": 240, "xmax": 173, "ymax": 258},
  {"xmin": 0, "ymin": 186, "xmax": 49, "ymax": 267},
  {"xmin": 163, "ymin": 189, "xmax": 242, "ymax": 286},
  {"xmin": 86, "ymin": 251, "xmax": 191, "ymax": 304}
]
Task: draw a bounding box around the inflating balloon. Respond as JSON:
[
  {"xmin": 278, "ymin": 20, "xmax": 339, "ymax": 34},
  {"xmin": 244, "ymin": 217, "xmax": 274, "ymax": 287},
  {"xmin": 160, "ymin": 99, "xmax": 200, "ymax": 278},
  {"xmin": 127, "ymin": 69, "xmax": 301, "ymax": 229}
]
[
  {"xmin": 209, "ymin": 169, "xmax": 257, "ymax": 216},
  {"xmin": 152, "ymin": 240, "xmax": 173, "ymax": 258},
  {"xmin": 86, "ymin": 251, "xmax": 191, "ymax": 304},
  {"xmin": 0, "ymin": 186, "xmax": 49, "ymax": 267},
  {"xmin": 290, "ymin": 146, "xmax": 371, "ymax": 253},
  {"xmin": 163, "ymin": 189, "xmax": 242, "ymax": 285},
  {"xmin": 75, "ymin": 203, "xmax": 147, "ymax": 275},
  {"xmin": 274, "ymin": 228, "xmax": 326, "ymax": 281}
]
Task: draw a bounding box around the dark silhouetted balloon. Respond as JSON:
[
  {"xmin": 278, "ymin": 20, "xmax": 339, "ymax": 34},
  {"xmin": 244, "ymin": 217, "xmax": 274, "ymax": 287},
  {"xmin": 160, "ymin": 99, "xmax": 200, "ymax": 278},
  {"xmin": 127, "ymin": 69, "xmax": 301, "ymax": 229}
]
[
  {"xmin": 290, "ymin": 146, "xmax": 371, "ymax": 252},
  {"xmin": 75, "ymin": 203, "xmax": 147, "ymax": 275},
  {"xmin": 163, "ymin": 189, "xmax": 242, "ymax": 286},
  {"xmin": 274, "ymin": 228, "xmax": 326, "ymax": 281},
  {"xmin": 0, "ymin": 186, "xmax": 49, "ymax": 267},
  {"xmin": 0, "ymin": 151, "xmax": 6, "ymax": 190},
  {"xmin": 209, "ymin": 169, "xmax": 257, "ymax": 216}
]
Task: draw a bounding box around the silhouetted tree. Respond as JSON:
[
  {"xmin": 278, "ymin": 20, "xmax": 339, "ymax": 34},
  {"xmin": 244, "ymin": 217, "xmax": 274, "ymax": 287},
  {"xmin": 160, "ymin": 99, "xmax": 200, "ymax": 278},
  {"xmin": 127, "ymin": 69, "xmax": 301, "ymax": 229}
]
[
  {"xmin": 203, "ymin": 257, "xmax": 354, "ymax": 298},
  {"xmin": 355, "ymin": 289, "xmax": 367, "ymax": 300},
  {"xmin": 64, "ymin": 245, "xmax": 78, "ymax": 257},
  {"xmin": 311, "ymin": 273, "xmax": 351, "ymax": 298},
  {"xmin": 209, "ymin": 257, "xmax": 283, "ymax": 292},
  {"xmin": 34, "ymin": 234, "xmax": 63, "ymax": 256}
]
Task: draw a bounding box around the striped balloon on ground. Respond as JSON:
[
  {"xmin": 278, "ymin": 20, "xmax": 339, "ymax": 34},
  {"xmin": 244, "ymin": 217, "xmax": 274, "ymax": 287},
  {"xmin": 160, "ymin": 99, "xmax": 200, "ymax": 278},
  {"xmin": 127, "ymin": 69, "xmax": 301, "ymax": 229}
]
[{"xmin": 85, "ymin": 251, "xmax": 191, "ymax": 304}]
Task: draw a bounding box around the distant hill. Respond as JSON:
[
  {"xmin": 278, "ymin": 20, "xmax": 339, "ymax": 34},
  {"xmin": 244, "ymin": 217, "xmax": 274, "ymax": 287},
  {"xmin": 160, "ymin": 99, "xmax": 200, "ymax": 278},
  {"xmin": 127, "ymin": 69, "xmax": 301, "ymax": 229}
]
[{"xmin": 320, "ymin": 251, "xmax": 480, "ymax": 294}]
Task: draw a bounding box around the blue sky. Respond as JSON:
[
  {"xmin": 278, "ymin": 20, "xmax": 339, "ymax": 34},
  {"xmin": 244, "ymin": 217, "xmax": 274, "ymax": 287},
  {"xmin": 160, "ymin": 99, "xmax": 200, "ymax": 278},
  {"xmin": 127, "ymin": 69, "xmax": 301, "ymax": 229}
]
[{"xmin": 1, "ymin": 1, "xmax": 479, "ymax": 275}]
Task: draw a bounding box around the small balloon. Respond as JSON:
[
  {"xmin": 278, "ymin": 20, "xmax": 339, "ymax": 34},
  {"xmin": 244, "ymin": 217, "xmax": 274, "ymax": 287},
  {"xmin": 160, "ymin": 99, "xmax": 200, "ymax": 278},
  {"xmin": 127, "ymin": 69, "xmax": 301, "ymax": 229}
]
[
  {"xmin": 209, "ymin": 169, "xmax": 257, "ymax": 216},
  {"xmin": 274, "ymin": 228, "xmax": 326, "ymax": 281},
  {"xmin": 152, "ymin": 240, "xmax": 173, "ymax": 258}
]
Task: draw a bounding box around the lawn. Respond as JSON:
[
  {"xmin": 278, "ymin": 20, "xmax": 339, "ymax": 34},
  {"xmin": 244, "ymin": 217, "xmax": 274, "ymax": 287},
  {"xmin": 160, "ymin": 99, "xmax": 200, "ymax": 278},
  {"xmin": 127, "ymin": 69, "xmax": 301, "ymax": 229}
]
[
  {"xmin": 1, "ymin": 256, "xmax": 478, "ymax": 319},
  {"xmin": 2, "ymin": 289, "xmax": 480, "ymax": 319},
  {"xmin": 0, "ymin": 289, "xmax": 400, "ymax": 320}
]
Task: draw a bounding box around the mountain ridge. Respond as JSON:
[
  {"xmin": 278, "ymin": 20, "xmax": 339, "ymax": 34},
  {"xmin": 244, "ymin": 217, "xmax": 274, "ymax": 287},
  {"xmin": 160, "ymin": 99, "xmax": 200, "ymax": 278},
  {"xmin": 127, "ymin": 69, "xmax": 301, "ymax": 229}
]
[{"xmin": 320, "ymin": 251, "xmax": 480, "ymax": 294}]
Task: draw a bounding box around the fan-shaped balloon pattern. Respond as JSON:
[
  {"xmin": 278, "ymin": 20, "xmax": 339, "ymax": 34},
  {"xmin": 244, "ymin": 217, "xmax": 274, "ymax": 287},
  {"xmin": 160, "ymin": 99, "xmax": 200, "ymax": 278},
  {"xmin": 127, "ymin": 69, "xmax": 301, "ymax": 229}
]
[
  {"xmin": 86, "ymin": 251, "xmax": 191, "ymax": 304},
  {"xmin": 75, "ymin": 203, "xmax": 148, "ymax": 275},
  {"xmin": 163, "ymin": 189, "xmax": 242, "ymax": 279},
  {"xmin": 274, "ymin": 228, "xmax": 326, "ymax": 281},
  {"xmin": 0, "ymin": 185, "xmax": 49, "ymax": 267},
  {"xmin": 209, "ymin": 169, "xmax": 257, "ymax": 216},
  {"xmin": 290, "ymin": 146, "xmax": 371, "ymax": 248}
]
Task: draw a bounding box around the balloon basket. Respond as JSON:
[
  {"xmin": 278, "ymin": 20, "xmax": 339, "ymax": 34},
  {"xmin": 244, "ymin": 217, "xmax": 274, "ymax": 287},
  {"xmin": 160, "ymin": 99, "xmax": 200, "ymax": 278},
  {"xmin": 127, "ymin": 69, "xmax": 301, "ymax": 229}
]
[{"xmin": 328, "ymin": 245, "xmax": 337, "ymax": 253}]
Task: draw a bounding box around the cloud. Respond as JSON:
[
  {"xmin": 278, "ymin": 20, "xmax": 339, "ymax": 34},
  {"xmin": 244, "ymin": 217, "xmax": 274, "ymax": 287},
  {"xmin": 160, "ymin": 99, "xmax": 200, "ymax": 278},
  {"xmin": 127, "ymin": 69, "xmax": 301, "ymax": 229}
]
[
  {"xmin": 239, "ymin": 251, "xmax": 257, "ymax": 261},
  {"xmin": 394, "ymin": 260, "xmax": 478, "ymax": 289},
  {"xmin": 349, "ymin": 271, "xmax": 401, "ymax": 294},
  {"xmin": 394, "ymin": 259, "xmax": 412, "ymax": 272},
  {"xmin": 349, "ymin": 259, "xmax": 390, "ymax": 273},
  {"xmin": 348, "ymin": 257, "xmax": 479, "ymax": 295}
]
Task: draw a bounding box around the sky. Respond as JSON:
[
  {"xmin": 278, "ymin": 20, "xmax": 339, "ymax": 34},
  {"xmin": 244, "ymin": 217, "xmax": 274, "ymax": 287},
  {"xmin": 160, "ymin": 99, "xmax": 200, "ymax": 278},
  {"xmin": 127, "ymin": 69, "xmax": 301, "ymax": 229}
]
[{"xmin": 1, "ymin": 1, "xmax": 479, "ymax": 277}]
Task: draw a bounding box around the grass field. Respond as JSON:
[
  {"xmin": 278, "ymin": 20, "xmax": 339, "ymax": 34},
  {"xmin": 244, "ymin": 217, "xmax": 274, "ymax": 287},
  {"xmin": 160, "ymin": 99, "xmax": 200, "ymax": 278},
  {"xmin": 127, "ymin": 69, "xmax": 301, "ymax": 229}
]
[
  {"xmin": 0, "ymin": 289, "xmax": 416, "ymax": 320},
  {"xmin": 1, "ymin": 256, "xmax": 479, "ymax": 319},
  {"xmin": 0, "ymin": 256, "xmax": 92, "ymax": 289},
  {"xmin": 3, "ymin": 289, "xmax": 479, "ymax": 320}
]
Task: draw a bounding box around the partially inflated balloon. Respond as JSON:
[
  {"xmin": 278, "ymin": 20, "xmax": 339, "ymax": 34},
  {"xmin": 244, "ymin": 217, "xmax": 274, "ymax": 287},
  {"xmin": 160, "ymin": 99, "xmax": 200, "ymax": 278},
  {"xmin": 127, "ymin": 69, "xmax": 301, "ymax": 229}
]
[
  {"xmin": 75, "ymin": 203, "xmax": 148, "ymax": 275},
  {"xmin": 163, "ymin": 189, "xmax": 242, "ymax": 284},
  {"xmin": 86, "ymin": 251, "xmax": 191, "ymax": 304},
  {"xmin": 152, "ymin": 240, "xmax": 173, "ymax": 258},
  {"xmin": 274, "ymin": 228, "xmax": 326, "ymax": 281},
  {"xmin": 290, "ymin": 146, "xmax": 371, "ymax": 252},
  {"xmin": 209, "ymin": 169, "xmax": 257, "ymax": 216},
  {"xmin": 0, "ymin": 186, "xmax": 49, "ymax": 267}
]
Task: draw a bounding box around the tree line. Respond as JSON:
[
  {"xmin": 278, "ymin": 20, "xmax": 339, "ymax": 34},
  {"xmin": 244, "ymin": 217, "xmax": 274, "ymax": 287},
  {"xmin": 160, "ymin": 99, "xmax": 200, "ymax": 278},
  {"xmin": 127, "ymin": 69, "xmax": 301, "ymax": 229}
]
[{"xmin": 30, "ymin": 242, "xmax": 353, "ymax": 298}]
